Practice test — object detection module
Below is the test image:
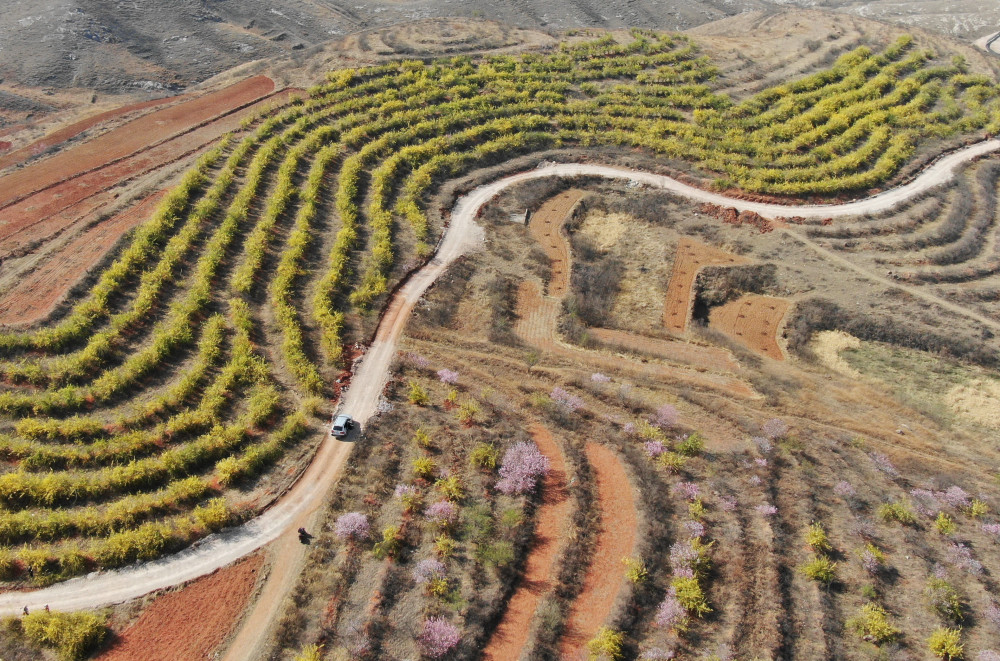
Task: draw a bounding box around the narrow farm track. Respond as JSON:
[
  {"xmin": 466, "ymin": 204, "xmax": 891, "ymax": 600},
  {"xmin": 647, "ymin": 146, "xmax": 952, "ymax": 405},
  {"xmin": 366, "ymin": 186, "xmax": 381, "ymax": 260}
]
[
  {"xmin": 587, "ymin": 327, "xmax": 739, "ymax": 373},
  {"xmin": 526, "ymin": 188, "xmax": 586, "ymax": 296},
  {"xmin": 558, "ymin": 442, "xmax": 638, "ymax": 658},
  {"xmin": 0, "ymin": 137, "xmax": 994, "ymax": 624},
  {"xmin": 483, "ymin": 424, "xmax": 572, "ymax": 661}
]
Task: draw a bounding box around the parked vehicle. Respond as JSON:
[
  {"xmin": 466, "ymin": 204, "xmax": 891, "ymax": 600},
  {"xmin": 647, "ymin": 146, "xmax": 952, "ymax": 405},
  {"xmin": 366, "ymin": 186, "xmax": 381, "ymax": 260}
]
[{"xmin": 331, "ymin": 414, "xmax": 355, "ymax": 438}]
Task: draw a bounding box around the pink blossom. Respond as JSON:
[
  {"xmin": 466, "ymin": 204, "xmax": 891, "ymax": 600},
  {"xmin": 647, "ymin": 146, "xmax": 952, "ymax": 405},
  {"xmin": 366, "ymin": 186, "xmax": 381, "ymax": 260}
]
[
  {"xmin": 669, "ymin": 541, "xmax": 699, "ymax": 573},
  {"xmin": 941, "ymin": 486, "xmax": 971, "ymax": 509},
  {"xmin": 752, "ymin": 436, "xmax": 772, "ymax": 454},
  {"xmin": 684, "ymin": 520, "xmax": 705, "ymax": 539},
  {"xmin": 413, "ymin": 558, "xmax": 447, "ymax": 584},
  {"xmin": 335, "ymin": 512, "xmax": 370, "ymax": 541},
  {"xmin": 644, "ymin": 440, "xmax": 667, "ymax": 458},
  {"xmin": 671, "ymin": 482, "xmax": 700, "ymax": 501},
  {"xmin": 591, "ymin": 372, "xmax": 611, "ymax": 383},
  {"xmin": 985, "ymin": 602, "xmax": 1000, "ymax": 629},
  {"xmin": 910, "ymin": 489, "xmax": 942, "ymax": 517},
  {"xmin": 948, "ymin": 542, "xmax": 983, "ymax": 575},
  {"xmin": 755, "ymin": 504, "xmax": 778, "ymax": 516},
  {"xmin": 982, "ymin": 523, "xmax": 1000, "ymax": 537},
  {"xmin": 551, "ymin": 387, "xmax": 584, "ymax": 413},
  {"xmin": 655, "ymin": 589, "xmax": 685, "ymax": 629},
  {"xmin": 640, "ymin": 648, "xmax": 676, "ymax": 660},
  {"xmin": 719, "ymin": 495, "xmax": 737, "ymax": 512},
  {"xmin": 419, "ymin": 617, "xmax": 460, "ymax": 659},
  {"xmin": 496, "ymin": 441, "xmax": 551, "ymax": 495},
  {"xmin": 868, "ymin": 452, "xmax": 900, "ymax": 478},
  {"xmin": 406, "ymin": 352, "xmax": 430, "ymax": 369},
  {"xmin": 651, "ymin": 404, "xmax": 678, "ymax": 430},
  {"xmin": 861, "ymin": 549, "xmax": 881, "ymax": 575},
  {"xmin": 977, "ymin": 651, "xmax": 1000, "ymax": 661},
  {"xmin": 754, "ymin": 458, "xmax": 768, "ymax": 467},
  {"xmin": 761, "ymin": 418, "xmax": 788, "ymax": 440},
  {"xmin": 834, "ymin": 480, "xmax": 856, "ymax": 498},
  {"xmin": 437, "ymin": 368, "xmax": 459, "ymax": 385},
  {"xmin": 623, "ymin": 422, "xmax": 637, "ymax": 435},
  {"xmin": 426, "ymin": 500, "xmax": 458, "ymax": 526},
  {"xmin": 749, "ymin": 475, "xmax": 762, "ymax": 486}
]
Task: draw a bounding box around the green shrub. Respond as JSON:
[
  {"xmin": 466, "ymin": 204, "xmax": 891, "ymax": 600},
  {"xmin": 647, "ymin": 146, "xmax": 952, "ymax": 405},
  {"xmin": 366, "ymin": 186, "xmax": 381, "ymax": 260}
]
[
  {"xmin": 587, "ymin": 626, "xmax": 624, "ymax": 660},
  {"xmin": 470, "ymin": 443, "xmax": 501, "ymax": 470},
  {"xmin": 372, "ymin": 525, "xmax": 402, "ymax": 559},
  {"xmin": 846, "ymin": 602, "xmax": 900, "ymax": 644},
  {"xmin": 20, "ymin": 610, "xmax": 108, "ymax": 661},
  {"xmin": 806, "ymin": 522, "xmax": 832, "ymax": 554},
  {"xmin": 926, "ymin": 578, "xmax": 965, "ymax": 623},
  {"xmin": 407, "ymin": 380, "xmax": 430, "ymax": 405},
  {"xmin": 927, "ymin": 627, "xmax": 963, "ymax": 659},
  {"xmin": 670, "ymin": 575, "xmax": 711, "ymax": 616},
  {"xmin": 435, "ymin": 476, "xmax": 464, "ymax": 501},
  {"xmin": 294, "ymin": 644, "xmax": 324, "ymax": 661},
  {"xmin": 801, "ymin": 555, "xmax": 837, "ymax": 585},
  {"xmin": 677, "ymin": 432, "xmax": 705, "ymax": 457},
  {"xmin": 622, "ymin": 556, "xmax": 648, "ymax": 584},
  {"xmin": 877, "ymin": 501, "xmax": 916, "ymax": 525},
  {"xmin": 935, "ymin": 512, "xmax": 957, "ymax": 535},
  {"xmin": 413, "ymin": 457, "xmax": 437, "ymax": 480}
]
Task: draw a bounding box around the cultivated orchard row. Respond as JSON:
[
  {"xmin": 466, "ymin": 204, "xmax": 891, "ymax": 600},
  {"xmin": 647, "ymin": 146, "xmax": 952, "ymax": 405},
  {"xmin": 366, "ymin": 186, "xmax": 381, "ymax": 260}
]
[{"xmin": 0, "ymin": 29, "xmax": 997, "ymax": 586}]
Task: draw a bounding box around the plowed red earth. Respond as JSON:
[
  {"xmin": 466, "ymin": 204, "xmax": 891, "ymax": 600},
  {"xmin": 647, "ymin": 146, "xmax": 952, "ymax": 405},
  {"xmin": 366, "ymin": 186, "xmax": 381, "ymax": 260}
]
[
  {"xmin": 0, "ymin": 95, "xmax": 183, "ymax": 172},
  {"xmin": 0, "ymin": 190, "xmax": 165, "ymax": 326},
  {"xmin": 526, "ymin": 188, "xmax": 586, "ymax": 297},
  {"xmin": 0, "ymin": 87, "xmax": 297, "ymax": 260},
  {"xmin": 664, "ymin": 237, "xmax": 748, "ymax": 334},
  {"xmin": 483, "ymin": 424, "xmax": 571, "ymax": 660},
  {"xmin": 97, "ymin": 554, "xmax": 263, "ymax": 661},
  {"xmin": 559, "ymin": 442, "xmax": 637, "ymax": 658},
  {"xmin": 0, "ymin": 76, "xmax": 273, "ymax": 209},
  {"xmin": 708, "ymin": 294, "xmax": 790, "ymax": 360}
]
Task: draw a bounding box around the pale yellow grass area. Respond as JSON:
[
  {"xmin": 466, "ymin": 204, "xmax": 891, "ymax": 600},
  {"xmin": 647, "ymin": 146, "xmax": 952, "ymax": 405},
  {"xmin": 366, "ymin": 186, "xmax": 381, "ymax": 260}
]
[
  {"xmin": 947, "ymin": 378, "xmax": 1000, "ymax": 429},
  {"xmin": 577, "ymin": 211, "xmax": 672, "ymax": 331},
  {"xmin": 811, "ymin": 330, "xmax": 862, "ymax": 378}
]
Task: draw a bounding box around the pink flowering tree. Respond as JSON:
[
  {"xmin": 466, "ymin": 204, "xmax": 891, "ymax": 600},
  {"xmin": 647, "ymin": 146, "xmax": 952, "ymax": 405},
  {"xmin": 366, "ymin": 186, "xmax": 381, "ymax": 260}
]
[
  {"xmin": 496, "ymin": 441, "xmax": 551, "ymax": 495},
  {"xmin": 419, "ymin": 617, "xmax": 460, "ymax": 659},
  {"xmin": 551, "ymin": 387, "xmax": 584, "ymax": 413},
  {"xmin": 412, "ymin": 558, "xmax": 447, "ymax": 585},
  {"xmin": 651, "ymin": 404, "xmax": 678, "ymax": 430},
  {"xmin": 761, "ymin": 418, "xmax": 788, "ymax": 440},
  {"xmin": 655, "ymin": 588, "xmax": 686, "ymax": 630},
  {"xmin": 437, "ymin": 369, "xmax": 459, "ymax": 385},
  {"xmin": 426, "ymin": 500, "xmax": 458, "ymax": 527},
  {"xmin": 335, "ymin": 512, "xmax": 371, "ymax": 541}
]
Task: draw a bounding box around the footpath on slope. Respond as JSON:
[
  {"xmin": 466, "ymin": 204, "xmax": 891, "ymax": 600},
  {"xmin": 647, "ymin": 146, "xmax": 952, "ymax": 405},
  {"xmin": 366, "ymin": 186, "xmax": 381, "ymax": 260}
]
[
  {"xmin": 1, "ymin": 139, "xmax": 996, "ymax": 628},
  {"xmin": 482, "ymin": 424, "xmax": 572, "ymax": 661}
]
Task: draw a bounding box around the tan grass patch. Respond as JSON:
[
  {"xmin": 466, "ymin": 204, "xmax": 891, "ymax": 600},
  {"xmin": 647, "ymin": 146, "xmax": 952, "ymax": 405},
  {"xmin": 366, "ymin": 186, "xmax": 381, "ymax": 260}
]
[
  {"xmin": 947, "ymin": 378, "xmax": 1000, "ymax": 429},
  {"xmin": 811, "ymin": 330, "xmax": 862, "ymax": 378}
]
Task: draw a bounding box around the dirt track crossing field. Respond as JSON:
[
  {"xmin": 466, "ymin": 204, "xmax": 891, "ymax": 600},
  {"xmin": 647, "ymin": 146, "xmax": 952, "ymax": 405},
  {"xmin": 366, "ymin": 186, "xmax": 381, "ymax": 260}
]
[
  {"xmin": 482, "ymin": 424, "xmax": 571, "ymax": 661},
  {"xmin": 709, "ymin": 294, "xmax": 791, "ymax": 360},
  {"xmin": 558, "ymin": 442, "xmax": 637, "ymax": 658},
  {"xmin": 0, "ymin": 190, "xmax": 166, "ymax": 326},
  {"xmin": 664, "ymin": 237, "xmax": 748, "ymax": 334},
  {"xmin": 588, "ymin": 327, "xmax": 739, "ymax": 373}
]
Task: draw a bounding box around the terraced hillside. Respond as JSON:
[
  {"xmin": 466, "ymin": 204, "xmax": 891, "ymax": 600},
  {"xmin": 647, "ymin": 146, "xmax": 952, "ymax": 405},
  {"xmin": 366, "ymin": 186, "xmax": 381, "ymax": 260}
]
[{"xmin": 0, "ymin": 29, "xmax": 998, "ymax": 593}]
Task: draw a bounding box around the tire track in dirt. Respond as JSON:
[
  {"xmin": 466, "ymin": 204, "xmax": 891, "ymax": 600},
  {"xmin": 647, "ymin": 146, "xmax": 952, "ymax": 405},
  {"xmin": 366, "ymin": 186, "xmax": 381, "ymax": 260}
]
[
  {"xmin": 0, "ymin": 76, "xmax": 274, "ymax": 210},
  {"xmin": 483, "ymin": 424, "xmax": 571, "ymax": 661},
  {"xmin": 708, "ymin": 294, "xmax": 790, "ymax": 361},
  {"xmin": 663, "ymin": 237, "xmax": 748, "ymax": 334},
  {"xmin": 0, "ymin": 190, "xmax": 166, "ymax": 326},
  {"xmin": 558, "ymin": 442, "xmax": 637, "ymax": 658}
]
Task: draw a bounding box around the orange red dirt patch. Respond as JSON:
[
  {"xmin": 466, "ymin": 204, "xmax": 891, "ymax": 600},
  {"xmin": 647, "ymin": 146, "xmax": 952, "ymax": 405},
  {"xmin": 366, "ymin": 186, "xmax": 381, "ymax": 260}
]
[
  {"xmin": 0, "ymin": 87, "xmax": 297, "ymax": 261},
  {"xmin": 526, "ymin": 189, "xmax": 586, "ymax": 297},
  {"xmin": 0, "ymin": 190, "xmax": 166, "ymax": 326},
  {"xmin": 663, "ymin": 237, "xmax": 749, "ymax": 334},
  {"xmin": 708, "ymin": 294, "xmax": 791, "ymax": 360},
  {"xmin": 0, "ymin": 76, "xmax": 274, "ymax": 209},
  {"xmin": 483, "ymin": 424, "xmax": 571, "ymax": 660},
  {"xmin": 0, "ymin": 95, "xmax": 183, "ymax": 173},
  {"xmin": 98, "ymin": 553, "xmax": 264, "ymax": 661},
  {"xmin": 559, "ymin": 442, "xmax": 637, "ymax": 658}
]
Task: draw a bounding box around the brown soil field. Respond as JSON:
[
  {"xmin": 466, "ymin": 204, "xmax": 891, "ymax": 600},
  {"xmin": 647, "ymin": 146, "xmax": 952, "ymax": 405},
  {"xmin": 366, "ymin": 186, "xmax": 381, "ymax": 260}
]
[
  {"xmin": 588, "ymin": 327, "xmax": 740, "ymax": 373},
  {"xmin": 663, "ymin": 237, "xmax": 749, "ymax": 334},
  {"xmin": 0, "ymin": 76, "xmax": 273, "ymax": 210},
  {"xmin": 526, "ymin": 188, "xmax": 586, "ymax": 297},
  {"xmin": 0, "ymin": 95, "xmax": 183, "ymax": 172},
  {"xmin": 0, "ymin": 88, "xmax": 297, "ymax": 261},
  {"xmin": 558, "ymin": 442, "xmax": 636, "ymax": 658},
  {"xmin": 0, "ymin": 190, "xmax": 166, "ymax": 326},
  {"xmin": 98, "ymin": 553, "xmax": 264, "ymax": 661},
  {"xmin": 483, "ymin": 424, "xmax": 571, "ymax": 661},
  {"xmin": 515, "ymin": 280, "xmax": 755, "ymax": 397},
  {"xmin": 708, "ymin": 294, "xmax": 791, "ymax": 360}
]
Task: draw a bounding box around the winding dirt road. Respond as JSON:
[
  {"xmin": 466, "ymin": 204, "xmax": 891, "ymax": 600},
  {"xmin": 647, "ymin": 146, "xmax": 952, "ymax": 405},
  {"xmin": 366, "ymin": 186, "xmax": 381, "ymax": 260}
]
[{"xmin": 2, "ymin": 139, "xmax": 998, "ymax": 652}]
